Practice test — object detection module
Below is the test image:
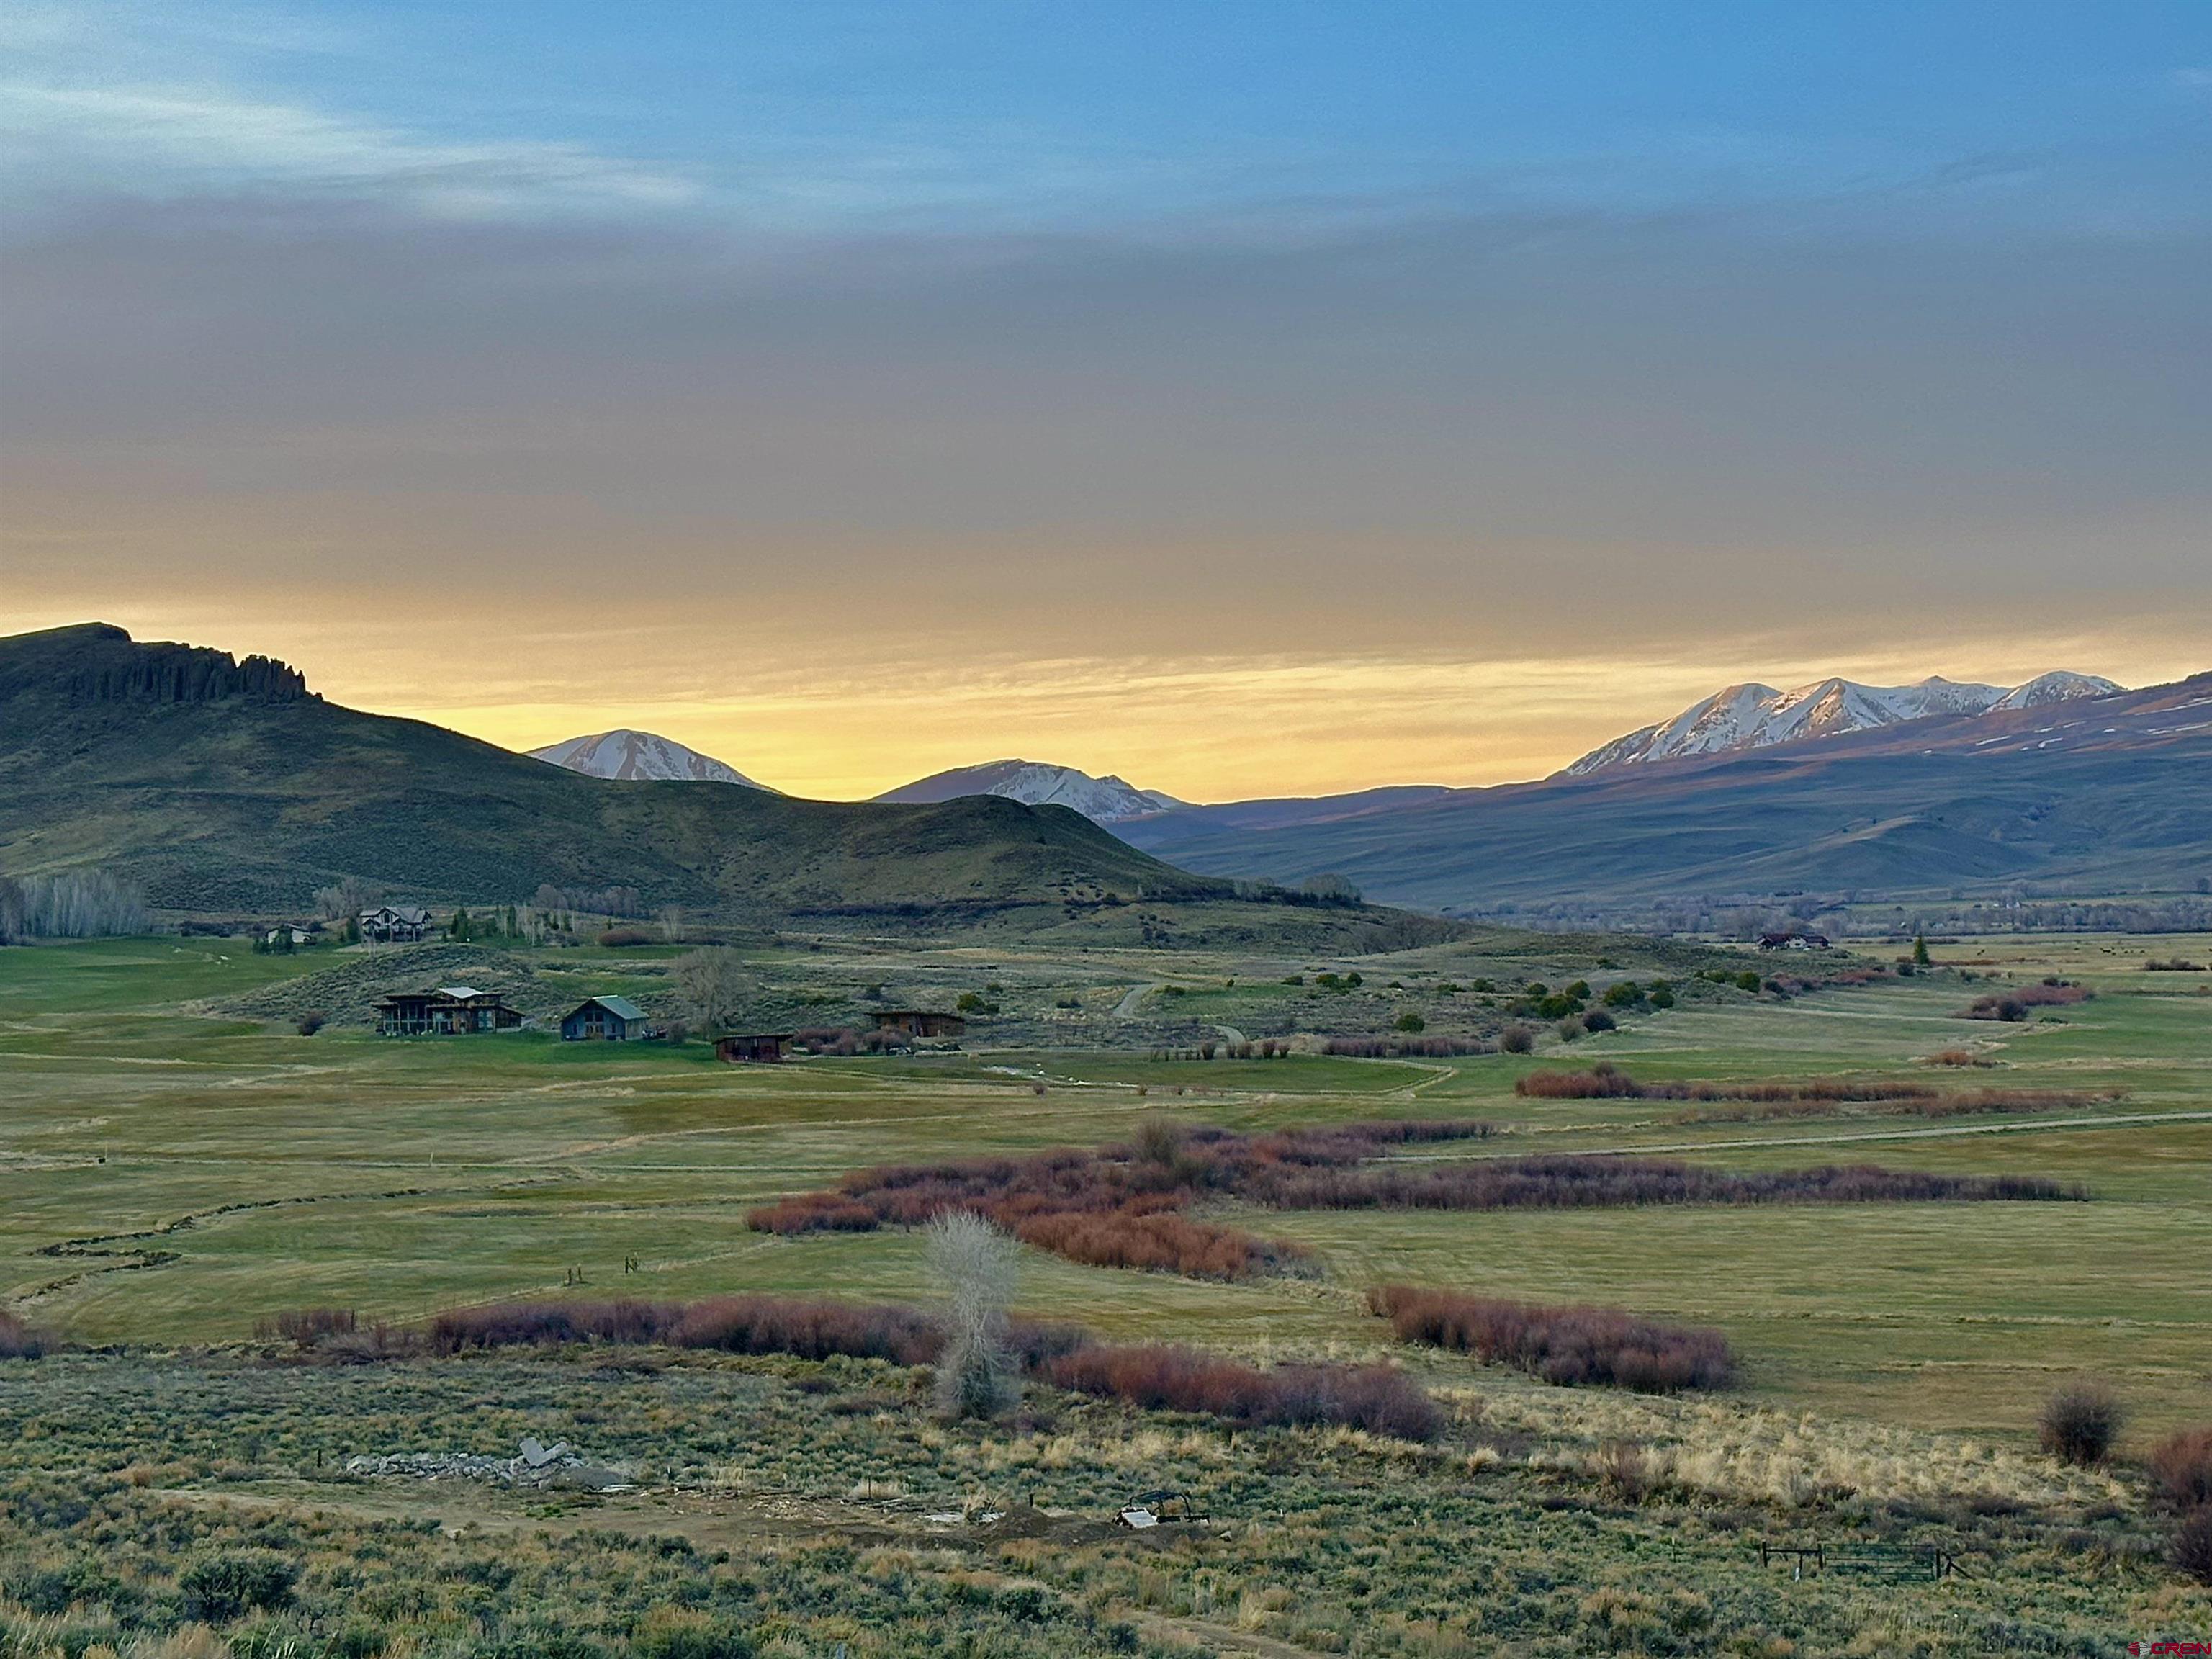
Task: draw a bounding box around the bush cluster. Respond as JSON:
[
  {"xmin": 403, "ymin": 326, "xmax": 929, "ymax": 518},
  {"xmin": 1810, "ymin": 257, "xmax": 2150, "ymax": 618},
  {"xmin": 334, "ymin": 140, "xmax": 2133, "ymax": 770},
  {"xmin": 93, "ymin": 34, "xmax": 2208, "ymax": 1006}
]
[
  {"xmin": 752, "ymin": 1119, "xmax": 2085, "ymax": 1285},
  {"xmin": 749, "ymin": 1118, "xmax": 1499, "ymax": 1280},
  {"xmin": 1046, "ymin": 1343, "xmax": 1439, "ymax": 1440},
  {"xmin": 1369, "ymin": 1285, "xmax": 1735, "ymax": 1393},
  {"xmin": 1959, "ymin": 981, "xmax": 2092, "ymax": 1021}
]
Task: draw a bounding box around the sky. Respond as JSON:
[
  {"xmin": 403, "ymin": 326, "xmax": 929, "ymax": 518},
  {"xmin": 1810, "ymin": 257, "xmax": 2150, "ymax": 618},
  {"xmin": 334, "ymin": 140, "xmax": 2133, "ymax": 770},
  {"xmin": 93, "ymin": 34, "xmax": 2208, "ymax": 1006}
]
[{"xmin": 3, "ymin": 1, "xmax": 2208, "ymax": 800}]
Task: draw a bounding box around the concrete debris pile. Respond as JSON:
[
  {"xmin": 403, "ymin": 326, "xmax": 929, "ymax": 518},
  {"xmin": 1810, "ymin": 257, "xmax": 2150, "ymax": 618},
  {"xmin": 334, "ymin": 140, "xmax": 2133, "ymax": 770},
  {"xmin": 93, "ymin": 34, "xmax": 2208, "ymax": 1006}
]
[{"xmin": 345, "ymin": 1435, "xmax": 632, "ymax": 1492}]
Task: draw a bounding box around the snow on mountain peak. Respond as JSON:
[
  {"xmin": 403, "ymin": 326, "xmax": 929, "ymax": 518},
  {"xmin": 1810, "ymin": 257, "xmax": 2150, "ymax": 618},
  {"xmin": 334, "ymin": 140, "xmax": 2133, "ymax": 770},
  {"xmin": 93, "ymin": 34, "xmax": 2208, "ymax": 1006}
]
[
  {"xmin": 528, "ymin": 729, "xmax": 771, "ymax": 788},
  {"xmin": 1562, "ymin": 672, "xmax": 2123, "ymax": 775},
  {"xmin": 873, "ymin": 759, "xmax": 1184, "ymax": 823}
]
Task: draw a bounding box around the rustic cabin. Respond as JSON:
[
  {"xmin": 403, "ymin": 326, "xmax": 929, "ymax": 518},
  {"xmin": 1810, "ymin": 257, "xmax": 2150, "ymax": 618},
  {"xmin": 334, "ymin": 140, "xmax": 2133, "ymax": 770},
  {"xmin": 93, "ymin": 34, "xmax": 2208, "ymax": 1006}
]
[
  {"xmin": 375, "ymin": 986, "xmax": 524, "ymax": 1036},
  {"xmin": 361, "ymin": 904, "xmax": 433, "ymax": 944},
  {"xmin": 716, "ymin": 1033, "xmax": 793, "ymax": 1064},
  {"xmin": 868, "ymin": 1010, "xmax": 967, "ymax": 1039},
  {"xmin": 560, "ymin": 995, "xmax": 650, "ymax": 1041}
]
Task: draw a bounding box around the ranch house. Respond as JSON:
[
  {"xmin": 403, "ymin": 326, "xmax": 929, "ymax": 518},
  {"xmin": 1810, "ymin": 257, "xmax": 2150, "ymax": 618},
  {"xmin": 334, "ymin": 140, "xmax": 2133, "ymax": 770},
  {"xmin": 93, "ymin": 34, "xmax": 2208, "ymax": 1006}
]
[
  {"xmin": 560, "ymin": 995, "xmax": 650, "ymax": 1040},
  {"xmin": 375, "ymin": 986, "xmax": 524, "ymax": 1036}
]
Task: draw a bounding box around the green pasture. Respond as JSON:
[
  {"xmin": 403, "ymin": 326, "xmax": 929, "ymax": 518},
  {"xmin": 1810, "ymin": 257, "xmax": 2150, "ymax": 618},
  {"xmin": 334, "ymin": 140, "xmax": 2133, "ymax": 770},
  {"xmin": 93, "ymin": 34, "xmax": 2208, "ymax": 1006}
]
[{"xmin": 2, "ymin": 932, "xmax": 2208, "ymax": 1444}]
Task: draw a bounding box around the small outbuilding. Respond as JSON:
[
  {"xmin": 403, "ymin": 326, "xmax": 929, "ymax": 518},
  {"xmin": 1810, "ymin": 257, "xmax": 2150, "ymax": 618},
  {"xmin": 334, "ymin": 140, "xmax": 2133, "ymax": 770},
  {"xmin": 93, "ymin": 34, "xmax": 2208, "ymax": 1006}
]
[
  {"xmin": 716, "ymin": 1033, "xmax": 793, "ymax": 1064},
  {"xmin": 868, "ymin": 1010, "xmax": 967, "ymax": 1039},
  {"xmin": 376, "ymin": 986, "xmax": 524, "ymax": 1036},
  {"xmin": 560, "ymin": 995, "xmax": 650, "ymax": 1041}
]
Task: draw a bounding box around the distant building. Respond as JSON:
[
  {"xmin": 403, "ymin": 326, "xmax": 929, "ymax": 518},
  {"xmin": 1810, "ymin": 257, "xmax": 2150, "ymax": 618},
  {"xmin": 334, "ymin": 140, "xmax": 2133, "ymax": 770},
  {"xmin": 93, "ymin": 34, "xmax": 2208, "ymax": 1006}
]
[
  {"xmin": 361, "ymin": 904, "xmax": 433, "ymax": 944},
  {"xmin": 1758, "ymin": 931, "xmax": 1830, "ymax": 951},
  {"xmin": 717, "ymin": 1033, "xmax": 793, "ymax": 1064},
  {"xmin": 868, "ymin": 1010, "xmax": 967, "ymax": 1039},
  {"xmin": 263, "ymin": 925, "xmax": 315, "ymax": 948},
  {"xmin": 375, "ymin": 986, "xmax": 523, "ymax": 1036},
  {"xmin": 560, "ymin": 995, "xmax": 650, "ymax": 1040}
]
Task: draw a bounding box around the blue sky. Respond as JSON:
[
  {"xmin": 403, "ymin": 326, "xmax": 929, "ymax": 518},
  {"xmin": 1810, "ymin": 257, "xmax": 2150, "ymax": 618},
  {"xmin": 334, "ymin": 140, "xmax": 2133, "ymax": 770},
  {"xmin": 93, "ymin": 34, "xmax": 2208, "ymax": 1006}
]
[
  {"xmin": 11, "ymin": 2, "xmax": 2210, "ymax": 233},
  {"xmin": 4, "ymin": 3, "xmax": 2208, "ymax": 796}
]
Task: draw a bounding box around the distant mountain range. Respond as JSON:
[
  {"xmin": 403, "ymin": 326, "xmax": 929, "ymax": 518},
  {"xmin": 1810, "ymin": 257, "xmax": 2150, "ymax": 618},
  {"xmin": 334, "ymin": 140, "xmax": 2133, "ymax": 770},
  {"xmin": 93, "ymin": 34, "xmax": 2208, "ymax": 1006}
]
[
  {"xmin": 1563, "ymin": 672, "xmax": 2122, "ymax": 775},
  {"xmin": 530, "ymin": 729, "xmax": 772, "ymax": 789},
  {"xmin": 1120, "ymin": 672, "xmax": 2212, "ymax": 911},
  {"xmin": 874, "ymin": 760, "xmax": 1183, "ymax": 823}
]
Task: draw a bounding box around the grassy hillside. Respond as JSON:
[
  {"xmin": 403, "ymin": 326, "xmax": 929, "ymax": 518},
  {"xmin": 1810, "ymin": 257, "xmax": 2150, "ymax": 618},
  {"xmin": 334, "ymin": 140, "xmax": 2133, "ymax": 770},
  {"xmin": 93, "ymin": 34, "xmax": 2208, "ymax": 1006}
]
[{"xmin": 0, "ymin": 624, "xmax": 1448, "ymax": 948}]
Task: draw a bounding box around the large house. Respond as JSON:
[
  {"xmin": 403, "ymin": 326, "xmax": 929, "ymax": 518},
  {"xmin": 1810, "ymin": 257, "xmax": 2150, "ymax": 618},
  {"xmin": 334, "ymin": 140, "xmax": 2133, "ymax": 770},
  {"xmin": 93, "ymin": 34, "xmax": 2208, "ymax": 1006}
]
[
  {"xmin": 360, "ymin": 904, "xmax": 433, "ymax": 944},
  {"xmin": 375, "ymin": 986, "xmax": 523, "ymax": 1036},
  {"xmin": 1758, "ymin": 931, "xmax": 1831, "ymax": 951},
  {"xmin": 559, "ymin": 996, "xmax": 650, "ymax": 1040}
]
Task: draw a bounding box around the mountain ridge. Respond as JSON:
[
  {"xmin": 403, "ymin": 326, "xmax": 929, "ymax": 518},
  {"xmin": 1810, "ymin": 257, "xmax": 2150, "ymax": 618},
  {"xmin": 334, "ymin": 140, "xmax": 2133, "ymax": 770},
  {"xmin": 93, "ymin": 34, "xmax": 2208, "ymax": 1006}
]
[
  {"xmin": 1563, "ymin": 670, "xmax": 2122, "ymax": 775},
  {"xmin": 530, "ymin": 729, "xmax": 772, "ymax": 789},
  {"xmin": 1119, "ymin": 671, "xmax": 2212, "ymax": 911},
  {"xmin": 874, "ymin": 759, "xmax": 1184, "ymax": 823}
]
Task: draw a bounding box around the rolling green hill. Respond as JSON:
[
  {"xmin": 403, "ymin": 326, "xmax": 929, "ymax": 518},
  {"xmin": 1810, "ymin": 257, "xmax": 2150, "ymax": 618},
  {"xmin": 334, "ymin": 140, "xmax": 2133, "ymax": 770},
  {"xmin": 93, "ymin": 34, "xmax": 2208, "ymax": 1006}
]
[{"xmin": 0, "ymin": 624, "xmax": 1444, "ymax": 947}]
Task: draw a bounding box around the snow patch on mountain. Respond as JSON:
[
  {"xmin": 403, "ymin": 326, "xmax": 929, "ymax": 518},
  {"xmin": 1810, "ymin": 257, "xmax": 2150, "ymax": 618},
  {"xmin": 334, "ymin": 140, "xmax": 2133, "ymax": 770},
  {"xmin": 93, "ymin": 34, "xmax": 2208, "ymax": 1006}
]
[
  {"xmin": 1563, "ymin": 673, "xmax": 2123, "ymax": 775},
  {"xmin": 529, "ymin": 729, "xmax": 771, "ymax": 788},
  {"xmin": 875, "ymin": 760, "xmax": 1184, "ymax": 824}
]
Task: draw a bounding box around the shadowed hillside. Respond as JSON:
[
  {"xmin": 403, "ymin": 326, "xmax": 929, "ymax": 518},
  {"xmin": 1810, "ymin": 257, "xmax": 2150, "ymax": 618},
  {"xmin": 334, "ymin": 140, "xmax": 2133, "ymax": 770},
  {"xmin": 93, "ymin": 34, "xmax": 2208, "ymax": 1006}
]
[{"xmin": 0, "ymin": 624, "xmax": 1447, "ymax": 947}]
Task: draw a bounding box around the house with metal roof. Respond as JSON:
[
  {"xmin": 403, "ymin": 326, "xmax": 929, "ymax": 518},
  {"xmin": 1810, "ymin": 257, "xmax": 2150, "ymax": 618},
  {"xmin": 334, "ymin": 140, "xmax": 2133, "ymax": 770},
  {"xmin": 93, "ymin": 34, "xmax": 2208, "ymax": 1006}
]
[
  {"xmin": 375, "ymin": 986, "xmax": 524, "ymax": 1035},
  {"xmin": 559, "ymin": 995, "xmax": 651, "ymax": 1040}
]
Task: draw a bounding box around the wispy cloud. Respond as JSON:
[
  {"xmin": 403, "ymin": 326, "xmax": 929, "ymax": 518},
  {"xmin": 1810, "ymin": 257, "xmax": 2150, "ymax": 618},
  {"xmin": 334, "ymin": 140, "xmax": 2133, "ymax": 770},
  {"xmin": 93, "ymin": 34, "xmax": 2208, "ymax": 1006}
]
[{"xmin": 2, "ymin": 80, "xmax": 698, "ymax": 219}]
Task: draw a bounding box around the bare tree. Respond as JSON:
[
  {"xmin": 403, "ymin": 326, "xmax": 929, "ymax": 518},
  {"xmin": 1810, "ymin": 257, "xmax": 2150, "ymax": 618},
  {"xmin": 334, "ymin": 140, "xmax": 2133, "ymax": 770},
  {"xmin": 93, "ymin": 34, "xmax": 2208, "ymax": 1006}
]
[
  {"xmin": 926, "ymin": 1211, "xmax": 1020, "ymax": 1419},
  {"xmin": 312, "ymin": 875, "xmax": 379, "ymax": 922},
  {"xmin": 670, "ymin": 946, "xmax": 752, "ymax": 1032},
  {"xmin": 0, "ymin": 870, "xmax": 149, "ymax": 942}
]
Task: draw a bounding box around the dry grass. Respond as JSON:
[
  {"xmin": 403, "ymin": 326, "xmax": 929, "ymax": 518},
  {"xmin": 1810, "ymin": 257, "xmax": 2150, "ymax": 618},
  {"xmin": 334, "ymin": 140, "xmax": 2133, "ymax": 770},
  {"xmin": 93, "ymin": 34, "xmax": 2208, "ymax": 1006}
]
[{"xmin": 1452, "ymin": 1385, "xmax": 2134, "ymax": 1511}]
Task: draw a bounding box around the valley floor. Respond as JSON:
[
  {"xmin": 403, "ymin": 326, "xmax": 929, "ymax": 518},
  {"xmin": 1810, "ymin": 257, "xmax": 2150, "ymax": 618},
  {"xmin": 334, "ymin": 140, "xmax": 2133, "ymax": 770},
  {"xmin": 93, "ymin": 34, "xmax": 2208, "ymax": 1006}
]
[{"xmin": 1, "ymin": 930, "xmax": 2208, "ymax": 1654}]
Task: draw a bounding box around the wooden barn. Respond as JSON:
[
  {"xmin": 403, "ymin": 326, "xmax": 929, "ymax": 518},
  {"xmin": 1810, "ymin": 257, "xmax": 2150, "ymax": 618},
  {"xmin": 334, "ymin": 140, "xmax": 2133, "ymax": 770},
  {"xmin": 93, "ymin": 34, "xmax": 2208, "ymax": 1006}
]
[
  {"xmin": 716, "ymin": 1033, "xmax": 793, "ymax": 1064},
  {"xmin": 375, "ymin": 986, "xmax": 523, "ymax": 1036},
  {"xmin": 361, "ymin": 904, "xmax": 433, "ymax": 944},
  {"xmin": 560, "ymin": 995, "xmax": 650, "ymax": 1040},
  {"xmin": 868, "ymin": 1010, "xmax": 967, "ymax": 1040}
]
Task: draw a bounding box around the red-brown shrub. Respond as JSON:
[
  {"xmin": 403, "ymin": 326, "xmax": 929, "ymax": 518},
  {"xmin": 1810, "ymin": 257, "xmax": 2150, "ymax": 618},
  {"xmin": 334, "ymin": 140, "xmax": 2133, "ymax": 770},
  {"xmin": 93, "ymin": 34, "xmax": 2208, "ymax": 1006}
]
[
  {"xmin": 2149, "ymin": 1429, "xmax": 2212, "ymax": 1512},
  {"xmin": 427, "ymin": 1294, "xmax": 947, "ymax": 1365},
  {"xmin": 256, "ymin": 1307, "xmax": 358, "ymax": 1345},
  {"xmin": 0, "ymin": 1310, "xmax": 49, "ymax": 1359},
  {"xmin": 2175, "ymin": 1507, "xmax": 2212, "ymax": 1586},
  {"xmin": 1370, "ymin": 1285, "xmax": 1735, "ymax": 1393},
  {"xmin": 1959, "ymin": 983, "xmax": 2091, "ymax": 1020},
  {"xmin": 595, "ymin": 926, "xmax": 657, "ymax": 947},
  {"xmin": 1046, "ymin": 1342, "xmax": 1440, "ymax": 1441},
  {"xmin": 1009, "ymin": 1210, "xmax": 1305, "ymax": 1280},
  {"xmin": 749, "ymin": 1115, "xmax": 2085, "ymax": 1285}
]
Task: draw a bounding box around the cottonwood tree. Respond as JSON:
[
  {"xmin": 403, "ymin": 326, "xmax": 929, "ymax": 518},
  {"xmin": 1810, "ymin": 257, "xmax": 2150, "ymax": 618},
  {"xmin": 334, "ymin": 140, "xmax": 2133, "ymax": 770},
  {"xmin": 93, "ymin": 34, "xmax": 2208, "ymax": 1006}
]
[
  {"xmin": 671, "ymin": 946, "xmax": 752, "ymax": 1032},
  {"xmin": 926, "ymin": 1212, "xmax": 1020, "ymax": 1419},
  {"xmin": 312, "ymin": 875, "xmax": 378, "ymax": 922}
]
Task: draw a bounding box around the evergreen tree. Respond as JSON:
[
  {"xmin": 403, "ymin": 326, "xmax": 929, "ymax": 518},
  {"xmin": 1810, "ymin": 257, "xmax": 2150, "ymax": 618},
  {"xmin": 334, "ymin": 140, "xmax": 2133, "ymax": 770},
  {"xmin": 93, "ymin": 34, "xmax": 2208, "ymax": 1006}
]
[{"xmin": 1913, "ymin": 934, "xmax": 1931, "ymax": 967}]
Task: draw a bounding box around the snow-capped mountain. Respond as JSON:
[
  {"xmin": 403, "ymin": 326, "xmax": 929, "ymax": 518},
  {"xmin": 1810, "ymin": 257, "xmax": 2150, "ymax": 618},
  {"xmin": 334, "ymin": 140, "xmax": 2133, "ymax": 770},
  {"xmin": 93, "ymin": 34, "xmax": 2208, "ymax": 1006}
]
[
  {"xmin": 528, "ymin": 729, "xmax": 772, "ymax": 788},
  {"xmin": 874, "ymin": 760, "xmax": 1184, "ymax": 824},
  {"xmin": 1563, "ymin": 673, "xmax": 2123, "ymax": 775}
]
